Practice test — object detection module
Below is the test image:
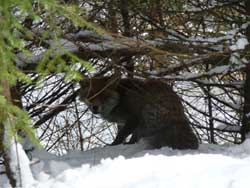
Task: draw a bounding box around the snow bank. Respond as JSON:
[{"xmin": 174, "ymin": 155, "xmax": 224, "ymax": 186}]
[
  {"xmin": 1, "ymin": 140, "xmax": 250, "ymax": 188},
  {"xmin": 35, "ymin": 154, "xmax": 250, "ymax": 188},
  {"xmin": 1, "ymin": 142, "xmax": 35, "ymax": 188}
]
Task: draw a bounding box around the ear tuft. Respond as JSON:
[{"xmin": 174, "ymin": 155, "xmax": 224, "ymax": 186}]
[{"xmin": 79, "ymin": 78, "xmax": 90, "ymax": 88}]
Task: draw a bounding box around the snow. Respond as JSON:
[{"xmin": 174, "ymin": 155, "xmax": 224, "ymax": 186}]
[
  {"xmin": 216, "ymin": 124, "xmax": 241, "ymax": 132},
  {"xmin": 1, "ymin": 141, "xmax": 36, "ymax": 188},
  {"xmin": 72, "ymin": 30, "xmax": 113, "ymax": 41},
  {"xmin": 36, "ymin": 154, "xmax": 245, "ymax": 188},
  {"xmin": 230, "ymin": 38, "xmax": 249, "ymax": 51},
  {"xmin": 207, "ymin": 65, "xmax": 229, "ymax": 75},
  {"xmin": 2, "ymin": 139, "xmax": 250, "ymax": 188}
]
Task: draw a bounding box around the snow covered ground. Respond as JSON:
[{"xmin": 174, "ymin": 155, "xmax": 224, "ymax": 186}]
[{"xmin": 1, "ymin": 140, "xmax": 250, "ymax": 188}]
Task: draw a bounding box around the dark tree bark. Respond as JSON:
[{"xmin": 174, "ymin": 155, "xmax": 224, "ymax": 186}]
[
  {"xmin": 241, "ymin": 1, "xmax": 250, "ymax": 141},
  {"xmin": 120, "ymin": 0, "xmax": 134, "ymax": 77},
  {"xmin": 0, "ymin": 80, "xmax": 17, "ymax": 188},
  {"xmin": 241, "ymin": 64, "xmax": 250, "ymax": 141}
]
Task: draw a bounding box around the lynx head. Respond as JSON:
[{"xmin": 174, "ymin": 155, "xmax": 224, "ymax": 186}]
[{"xmin": 79, "ymin": 76, "xmax": 120, "ymax": 116}]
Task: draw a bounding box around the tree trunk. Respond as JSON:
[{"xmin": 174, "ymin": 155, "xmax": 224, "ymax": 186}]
[
  {"xmin": 241, "ymin": 0, "xmax": 250, "ymax": 140},
  {"xmin": 241, "ymin": 64, "xmax": 250, "ymax": 141},
  {"xmin": 0, "ymin": 80, "xmax": 17, "ymax": 187},
  {"xmin": 120, "ymin": 0, "xmax": 134, "ymax": 77}
]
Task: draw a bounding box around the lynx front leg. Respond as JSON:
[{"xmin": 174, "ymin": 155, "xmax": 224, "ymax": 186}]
[{"xmin": 111, "ymin": 117, "xmax": 139, "ymax": 145}]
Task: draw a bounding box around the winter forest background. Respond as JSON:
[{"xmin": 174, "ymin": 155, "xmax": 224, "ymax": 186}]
[{"xmin": 0, "ymin": 0, "xmax": 250, "ymax": 187}]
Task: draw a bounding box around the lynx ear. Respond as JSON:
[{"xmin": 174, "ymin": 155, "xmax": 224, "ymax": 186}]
[
  {"xmin": 79, "ymin": 75, "xmax": 120, "ymax": 91},
  {"xmin": 79, "ymin": 78, "xmax": 90, "ymax": 89},
  {"xmin": 79, "ymin": 73, "xmax": 92, "ymax": 89}
]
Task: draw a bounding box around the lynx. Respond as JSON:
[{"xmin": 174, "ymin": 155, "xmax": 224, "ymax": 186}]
[{"xmin": 79, "ymin": 76, "xmax": 198, "ymax": 149}]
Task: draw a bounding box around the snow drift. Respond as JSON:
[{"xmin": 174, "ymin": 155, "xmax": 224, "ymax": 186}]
[{"xmin": 1, "ymin": 140, "xmax": 250, "ymax": 188}]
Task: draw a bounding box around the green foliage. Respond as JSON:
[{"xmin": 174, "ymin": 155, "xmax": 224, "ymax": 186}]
[
  {"xmin": 36, "ymin": 47, "xmax": 95, "ymax": 81},
  {"xmin": 0, "ymin": 95, "xmax": 7, "ymax": 105},
  {"xmin": 0, "ymin": 0, "xmax": 98, "ymax": 148},
  {"xmin": 56, "ymin": 4, "xmax": 105, "ymax": 34},
  {"xmin": 0, "ymin": 100, "xmax": 40, "ymax": 147}
]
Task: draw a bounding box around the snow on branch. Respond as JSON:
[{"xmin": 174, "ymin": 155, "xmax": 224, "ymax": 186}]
[
  {"xmin": 155, "ymin": 64, "xmax": 245, "ymax": 82},
  {"xmin": 15, "ymin": 30, "xmax": 213, "ymax": 71},
  {"xmin": 216, "ymin": 124, "xmax": 241, "ymax": 132}
]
